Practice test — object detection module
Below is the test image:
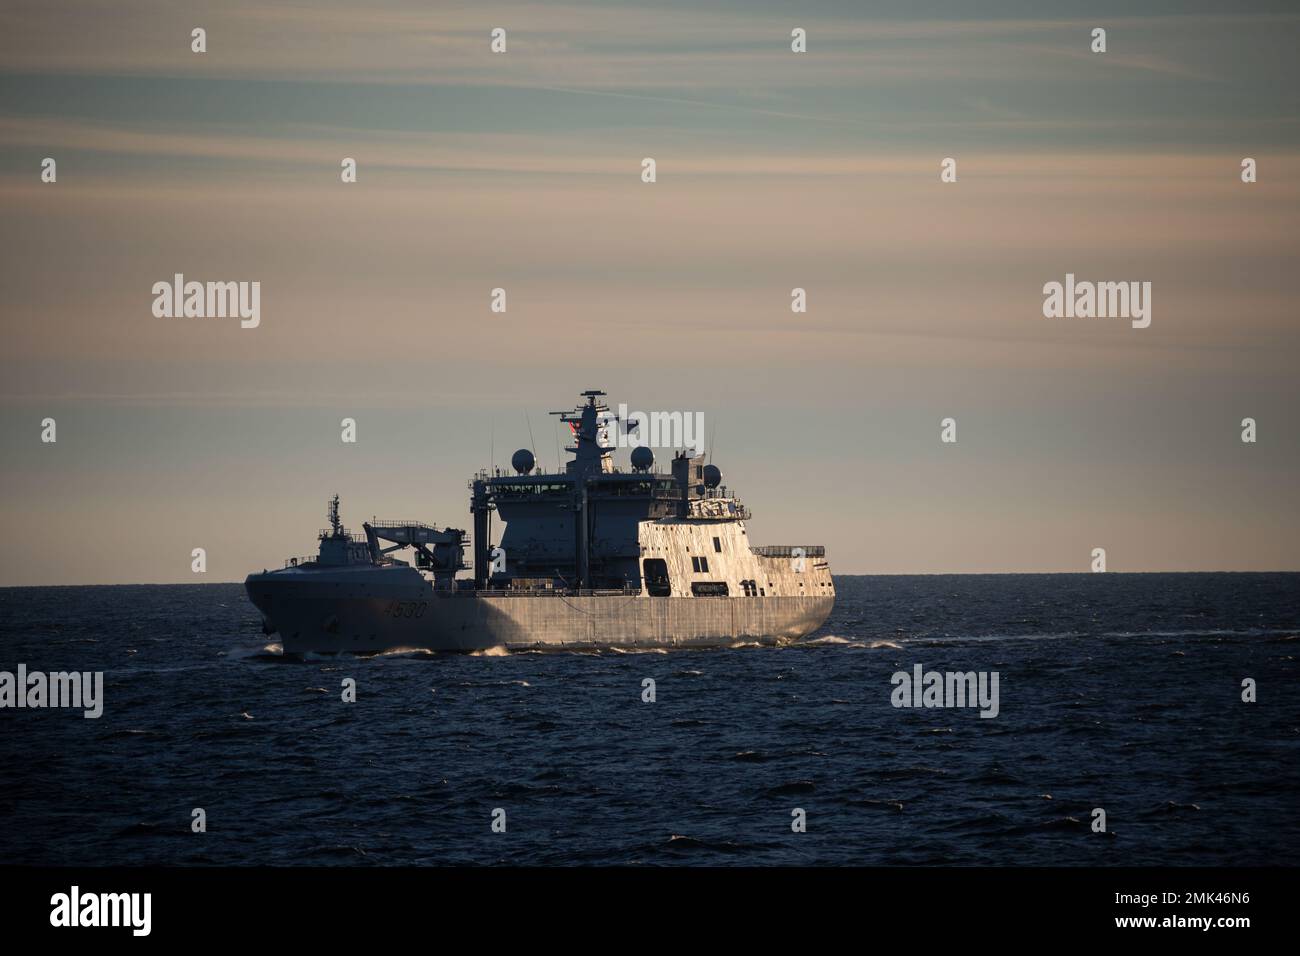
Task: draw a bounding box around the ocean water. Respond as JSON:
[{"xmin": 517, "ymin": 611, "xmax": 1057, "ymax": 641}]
[{"xmin": 1, "ymin": 573, "xmax": 1297, "ymax": 866}]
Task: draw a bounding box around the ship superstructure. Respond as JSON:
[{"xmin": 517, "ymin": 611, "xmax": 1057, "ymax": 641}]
[{"xmin": 245, "ymin": 390, "xmax": 833, "ymax": 653}]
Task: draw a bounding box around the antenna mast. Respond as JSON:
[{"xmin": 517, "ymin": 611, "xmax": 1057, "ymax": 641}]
[{"xmin": 328, "ymin": 494, "xmax": 343, "ymax": 537}]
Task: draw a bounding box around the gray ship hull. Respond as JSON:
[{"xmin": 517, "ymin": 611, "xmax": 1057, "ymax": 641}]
[{"xmin": 245, "ymin": 566, "xmax": 833, "ymax": 654}]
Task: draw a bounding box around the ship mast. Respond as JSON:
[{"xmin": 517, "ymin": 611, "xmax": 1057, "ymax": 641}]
[
  {"xmin": 546, "ymin": 390, "xmax": 620, "ymax": 587},
  {"xmin": 549, "ymin": 389, "xmax": 617, "ymax": 477},
  {"xmin": 327, "ymin": 494, "xmax": 343, "ymax": 538}
]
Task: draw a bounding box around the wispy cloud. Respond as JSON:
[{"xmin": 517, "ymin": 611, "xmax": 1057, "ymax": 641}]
[{"xmin": 2, "ymin": 1, "xmax": 1278, "ymax": 88}]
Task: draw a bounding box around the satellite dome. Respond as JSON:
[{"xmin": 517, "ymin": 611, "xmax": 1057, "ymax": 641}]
[
  {"xmin": 630, "ymin": 446, "xmax": 655, "ymax": 472},
  {"xmin": 511, "ymin": 448, "xmax": 535, "ymax": 475},
  {"xmin": 702, "ymin": 464, "xmax": 722, "ymax": 488}
]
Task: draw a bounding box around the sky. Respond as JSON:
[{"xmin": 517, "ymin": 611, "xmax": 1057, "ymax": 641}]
[{"xmin": 1, "ymin": 0, "xmax": 1298, "ymax": 584}]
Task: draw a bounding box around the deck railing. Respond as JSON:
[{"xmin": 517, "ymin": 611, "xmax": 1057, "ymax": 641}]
[
  {"xmin": 449, "ymin": 585, "xmax": 640, "ymax": 597},
  {"xmin": 318, "ymin": 528, "xmax": 367, "ymax": 541},
  {"xmin": 750, "ymin": 545, "xmax": 826, "ymax": 558},
  {"xmin": 367, "ymin": 519, "xmax": 440, "ymax": 530}
]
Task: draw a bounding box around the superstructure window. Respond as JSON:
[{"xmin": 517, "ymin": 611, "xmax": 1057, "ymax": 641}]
[
  {"xmin": 691, "ymin": 556, "xmax": 710, "ymax": 573},
  {"xmin": 712, "ymin": 536, "xmax": 722, "ymax": 553},
  {"xmin": 643, "ymin": 558, "xmax": 670, "ymax": 597},
  {"xmin": 691, "ymin": 582, "xmax": 729, "ymax": 597}
]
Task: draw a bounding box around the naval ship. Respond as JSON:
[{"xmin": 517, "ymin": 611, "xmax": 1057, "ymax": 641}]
[{"xmin": 245, "ymin": 390, "xmax": 834, "ymax": 653}]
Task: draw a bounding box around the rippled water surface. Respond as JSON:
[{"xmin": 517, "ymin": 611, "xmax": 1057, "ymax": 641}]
[{"xmin": 2, "ymin": 573, "xmax": 1297, "ymax": 865}]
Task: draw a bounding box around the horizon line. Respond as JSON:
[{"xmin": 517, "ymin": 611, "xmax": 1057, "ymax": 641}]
[{"xmin": 4, "ymin": 568, "xmax": 1299, "ymax": 589}]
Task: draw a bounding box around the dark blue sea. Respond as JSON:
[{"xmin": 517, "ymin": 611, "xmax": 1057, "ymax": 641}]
[{"xmin": 1, "ymin": 574, "xmax": 1297, "ymax": 866}]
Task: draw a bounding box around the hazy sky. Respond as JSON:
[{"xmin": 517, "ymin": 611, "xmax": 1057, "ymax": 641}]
[{"xmin": 1, "ymin": 1, "xmax": 1298, "ymax": 584}]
